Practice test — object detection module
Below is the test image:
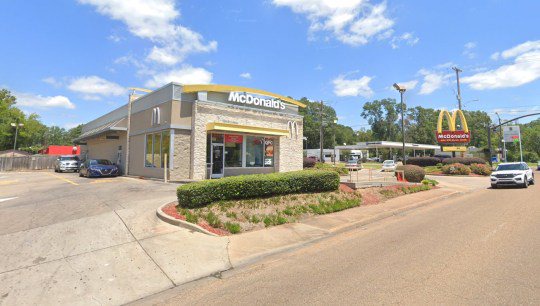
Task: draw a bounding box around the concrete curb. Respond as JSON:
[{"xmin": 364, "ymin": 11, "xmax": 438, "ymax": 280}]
[{"xmin": 156, "ymin": 203, "xmax": 219, "ymax": 236}]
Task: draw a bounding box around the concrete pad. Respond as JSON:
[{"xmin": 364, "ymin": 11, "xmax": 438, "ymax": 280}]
[
  {"xmin": 0, "ymin": 212, "xmax": 133, "ymax": 273},
  {"xmin": 139, "ymin": 230, "xmax": 231, "ymax": 285},
  {"xmin": 228, "ymin": 223, "xmax": 329, "ymax": 267},
  {"xmin": 116, "ymin": 207, "xmax": 180, "ymax": 240},
  {"xmin": 0, "ymin": 242, "xmax": 172, "ymax": 306}
]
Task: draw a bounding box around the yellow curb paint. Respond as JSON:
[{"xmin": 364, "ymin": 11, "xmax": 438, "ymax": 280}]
[
  {"xmin": 47, "ymin": 173, "xmax": 79, "ymax": 186},
  {"xmin": 89, "ymin": 179, "xmax": 116, "ymax": 184}
]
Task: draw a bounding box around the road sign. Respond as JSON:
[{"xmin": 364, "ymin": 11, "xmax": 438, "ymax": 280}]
[
  {"xmin": 441, "ymin": 146, "xmax": 467, "ymax": 152},
  {"xmin": 502, "ymin": 125, "xmax": 520, "ymax": 143}
]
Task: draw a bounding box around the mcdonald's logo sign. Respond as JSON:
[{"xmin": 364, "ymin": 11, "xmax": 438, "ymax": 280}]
[{"xmin": 436, "ymin": 110, "xmax": 471, "ymax": 144}]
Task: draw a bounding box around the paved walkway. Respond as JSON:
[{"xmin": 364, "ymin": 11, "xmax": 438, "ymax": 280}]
[{"xmin": 0, "ymin": 172, "xmax": 230, "ymax": 305}]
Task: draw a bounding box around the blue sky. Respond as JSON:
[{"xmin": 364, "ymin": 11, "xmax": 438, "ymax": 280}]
[{"xmin": 1, "ymin": 0, "xmax": 540, "ymax": 130}]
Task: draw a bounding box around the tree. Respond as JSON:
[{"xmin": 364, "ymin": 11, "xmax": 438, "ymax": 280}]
[
  {"xmin": 361, "ymin": 98, "xmax": 402, "ymax": 142},
  {"xmin": 0, "ymin": 89, "xmax": 25, "ymax": 150},
  {"xmin": 463, "ymin": 110, "xmax": 492, "ymax": 148},
  {"xmin": 299, "ymin": 98, "xmax": 338, "ymax": 149},
  {"xmin": 406, "ymin": 106, "xmax": 438, "ymax": 144}
]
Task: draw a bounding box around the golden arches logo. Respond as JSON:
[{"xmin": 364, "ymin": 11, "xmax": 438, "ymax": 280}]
[
  {"xmin": 437, "ymin": 109, "xmax": 469, "ymax": 133},
  {"xmin": 436, "ymin": 109, "xmax": 471, "ymax": 144}
]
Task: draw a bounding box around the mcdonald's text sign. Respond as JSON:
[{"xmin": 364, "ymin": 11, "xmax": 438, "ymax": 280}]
[{"xmin": 436, "ymin": 109, "xmax": 471, "ymax": 144}]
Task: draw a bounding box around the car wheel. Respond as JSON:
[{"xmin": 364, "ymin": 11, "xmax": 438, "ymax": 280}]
[
  {"xmin": 58, "ymin": 169, "xmax": 62, "ymax": 173},
  {"xmin": 79, "ymin": 171, "xmax": 83, "ymax": 177},
  {"xmin": 530, "ymin": 175, "xmax": 535, "ymax": 185},
  {"xmin": 491, "ymin": 184, "xmax": 497, "ymax": 189},
  {"xmin": 523, "ymin": 177, "xmax": 529, "ymax": 188}
]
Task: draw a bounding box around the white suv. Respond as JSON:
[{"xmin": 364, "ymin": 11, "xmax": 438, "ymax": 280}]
[{"xmin": 490, "ymin": 162, "xmax": 535, "ymax": 188}]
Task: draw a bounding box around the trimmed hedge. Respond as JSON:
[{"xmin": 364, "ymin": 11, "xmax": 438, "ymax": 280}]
[
  {"xmin": 441, "ymin": 163, "xmax": 471, "ymax": 175},
  {"xmin": 177, "ymin": 170, "xmax": 340, "ymax": 208},
  {"xmin": 396, "ymin": 165, "xmax": 426, "ymax": 183},
  {"xmin": 406, "ymin": 157, "xmax": 441, "ymax": 167},
  {"xmin": 441, "ymin": 157, "xmax": 487, "ymax": 165},
  {"xmin": 303, "ymin": 157, "xmax": 316, "ymax": 168},
  {"xmin": 470, "ymin": 163, "xmax": 492, "ymax": 176}
]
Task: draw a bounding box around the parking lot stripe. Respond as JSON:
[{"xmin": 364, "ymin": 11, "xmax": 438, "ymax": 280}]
[
  {"xmin": 0, "ymin": 180, "xmax": 18, "ymax": 185},
  {"xmin": 47, "ymin": 173, "xmax": 79, "ymax": 186}
]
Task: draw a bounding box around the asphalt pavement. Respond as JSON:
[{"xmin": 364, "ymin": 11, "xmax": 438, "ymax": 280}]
[{"xmin": 143, "ymin": 175, "xmax": 540, "ymax": 305}]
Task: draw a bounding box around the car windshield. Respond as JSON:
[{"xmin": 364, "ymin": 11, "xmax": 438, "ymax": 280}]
[
  {"xmin": 89, "ymin": 159, "xmax": 112, "ymax": 165},
  {"xmin": 496, "ymin": 164, "xmax": 525, "ymax": 171},
  {"xmin": 60, "ymin": 156, "xmax": 78, "ymax": 161}
]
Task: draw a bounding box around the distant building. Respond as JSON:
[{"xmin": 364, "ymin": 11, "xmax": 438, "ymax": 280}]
[{"xmin": 39, "ymin": 145, "xmax": 80, "ymax": 155}]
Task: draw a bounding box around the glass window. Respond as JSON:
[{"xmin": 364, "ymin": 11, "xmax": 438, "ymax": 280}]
[
  {"xmin": 224, "ymin": 134, "xmax": 243, "ymax": 167},
  {"xmin": 154, "ymin": 133, "xmax": 162, "ymax": 168},
  {"xmin": 264, "ymin": 138, "xmax": 274, "ymax": 167},
  {"xmin": 206, "ymin": 134, "xmax": 212, "ymax": 164},
  {"xmin": 246, "ymin": 136, "xmax": 264, "ymax": 167},
  {"xmin": 211, "ymin": 133, "xmax": 224, "ymax": 143},
  {"xmin": 145, "ymin": 134, "xmax": 153, "ymax": 167},
  {"xmin": 161, "ymin": 131, "xmax": 170, "ymax": 168}
]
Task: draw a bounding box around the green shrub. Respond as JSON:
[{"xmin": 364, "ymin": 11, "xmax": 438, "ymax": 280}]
[
  {"xmin": 441, "ymin": 157, "xmax": 487, "ymax": 165},
  {"xmin": 177, "ymin": 170, "xmax": 340, "ymax": 208},
  {"xmin": 441, "ymin": 163, "xmax": 471, "ymax": 175},
  {"xmin": 422, "ymin": 178, "xmax": 439, "ymax": 186},
  {"xmin": 313, "ymin": 162, "xmax": 349, "ymax": 175},
  {"xmin": 303, "ymin": 157, "xmax": 316, "ymax": 168},
  {"xmin": 395, "ymin": 165, "xmax": 426, "ymax": 183},
  {"xmin": 470, "ymin": 163, "xmax": 491, "ymax": 176},
  {"xmin": 224, "ymin": 222, "xmax": 241, "ymax": 234},
  {"xmin": 204, "ymin": 211, "xmax": 222, "ymax": 228},
  {"xmin": 406, "ymin": 157, "xmax": 441, "ymax": 167}
]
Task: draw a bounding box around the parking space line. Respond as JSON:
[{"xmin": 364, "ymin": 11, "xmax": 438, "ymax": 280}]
[
  {"xmin": 89, "ymin": 179, "xmax": 116, "ymax": 184},
  {"xmin": 47, "ymin": 173, "xmax": 79, "ymax": 186},
  {"xmin": 0, "ymin": 180, "xmax": 18, "ymax": 185}
]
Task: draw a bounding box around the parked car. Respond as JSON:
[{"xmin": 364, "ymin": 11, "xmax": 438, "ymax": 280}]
[
  {"xmin": 54, "ymin": 155, "xmax": 80, "ymax": 173},
  {"xmin": 490, "ymin": 162, "xmax": 534, "ymax": 188},
  {"xmin": 537, "ymin": 161, "xmax": 540, "ymax": 171},
  {"xmin": 366, "ymin": 157, "xmax": 381, "ymax": 162},
  {"xmin": 381, "ymin": 160, "xmax": 397, "ymax": 172},
  {"xmin": 345, "ymin": 158, "xmax": 362, "ymax": 170},
  {"xmin": 79, "ymin": 159, "xmax": 119, "ymax": 178}
]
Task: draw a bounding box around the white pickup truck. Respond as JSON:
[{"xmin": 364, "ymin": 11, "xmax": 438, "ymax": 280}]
[{"xmin": 490, "ymin": 162, "xmax": 535, "ymax": 188}]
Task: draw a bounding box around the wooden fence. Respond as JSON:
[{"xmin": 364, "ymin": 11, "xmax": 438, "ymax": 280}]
[{"xmin": 0, "ymin": 156, "xmax": 58, "ymax": 171}]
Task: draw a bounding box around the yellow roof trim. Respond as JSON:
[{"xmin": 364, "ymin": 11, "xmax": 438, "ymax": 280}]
[
  {"xmin": 182, "ymin": 84, "xmax": 306, "ymax": 108},
  {"xmin": 207, "ymin": 122, "xmax": 290, "ymax": 137}
]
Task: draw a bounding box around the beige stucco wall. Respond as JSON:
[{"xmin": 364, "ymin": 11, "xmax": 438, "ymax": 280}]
[
  {"xmin": 170, "ymin": 129, "xmax": 191, "ymax": 181},
  {"xmin": 130, "ymin": 101, "xmax": 172, "ymax": 133},
  {"xmin": 190, "ymin": 101, "xmax": 303, "ymax": 180},
  {"xmin": 84, "ymin": 132, "xmax": 127, "ymax": 173},
  {"xmin": 170, "ymin": 100, "xmax": 192, "ymax": 127}
]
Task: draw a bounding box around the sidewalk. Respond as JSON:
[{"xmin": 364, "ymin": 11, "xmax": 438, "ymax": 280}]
[{"xmin": 228, "ymin": 187, "xmax": 458, "ymax": 267}]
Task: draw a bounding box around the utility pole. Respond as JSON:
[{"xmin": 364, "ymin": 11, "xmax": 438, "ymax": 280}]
[
  {"xmin": 495, "ymin": 112, "xmax": 506, "ymax": 162},
  {"xmin": 319, "ymin": 100, "xmax": 324, "ymax": 162},
  {"xmin": 452, "ymin": 67, "xmax": 463, "ymax": 110}
]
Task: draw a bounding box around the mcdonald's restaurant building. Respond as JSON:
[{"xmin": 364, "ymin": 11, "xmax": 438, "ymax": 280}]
[{"xmin": 75, "ymin": 83, "xmax": 304, "ymax": 181}]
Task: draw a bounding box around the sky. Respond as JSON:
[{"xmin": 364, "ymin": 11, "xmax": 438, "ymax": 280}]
[{"xmin": 1, "ymin": 0, "xmax": 540, "ymax": 130}]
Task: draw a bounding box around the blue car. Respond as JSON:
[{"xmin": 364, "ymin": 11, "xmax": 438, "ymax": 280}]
[{"xmin": 79, "ymin": 159, "xmax": 119, "ymax": 178}]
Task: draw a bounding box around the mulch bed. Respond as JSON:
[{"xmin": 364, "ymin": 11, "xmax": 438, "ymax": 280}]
[{"xmin": 161, "ymin": 202, "xmax": 229, "ymax": 236}]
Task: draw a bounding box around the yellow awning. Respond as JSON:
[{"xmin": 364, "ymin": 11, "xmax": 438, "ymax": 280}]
[
  {"xmin": 207, "ymin": 122, "xmax": 289, "ymax": 136},
  {"xmin": 183, "ymin": 84, "xmax": 306, "ymax": 108}
]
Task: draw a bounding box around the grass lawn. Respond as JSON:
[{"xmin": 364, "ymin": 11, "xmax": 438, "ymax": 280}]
[
  {"xmin": 362, "ymin": 162, "xmax": 382, "ymax": 170},
  {"xmin": 173, "ymin": 183, "xmax": 434, "ymax": 235}
]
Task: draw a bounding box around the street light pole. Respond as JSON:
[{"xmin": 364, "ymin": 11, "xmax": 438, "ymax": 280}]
[
  {"xmin": 10, "ymin": 122, "xmax": 24, "ymax": 170},
  {"xmin": 333, "ymin": 119, "xmax": 338, "ymax": 165},
  {"xmin": 393, "ymin": 84, "xmax": 407, "ymax": 165}
]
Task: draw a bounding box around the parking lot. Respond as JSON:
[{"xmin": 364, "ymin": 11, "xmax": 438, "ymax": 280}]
[{"xmin": 0, "ymin": 171, "xmax": 230, "ymax": 305}]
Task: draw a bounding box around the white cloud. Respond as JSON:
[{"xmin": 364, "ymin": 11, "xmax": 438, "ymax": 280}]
[
  {"xmin": 79, "ymin": 0, "xmax": 217, "ymax": 66},
  {"xmin": 463, "ymin": 41, "xmax": 477, "ymax": 59},
  {"xmin": 393, "ymin": 80, "xmax": 418, "ymax": 90},
  {"xmin": 462, "ymin": 41, "xmax": 540, "ymax": 90},
  {"xmin": 15, "ymin": 92, "xmax": 75, "ymax": 109},
  {"xmin": 64, "ymin": 122, "xmax": 82, "ymax": 129},
  {"xmin": 107, "ymin": 34, "xmax": 124, "ymax": 42},
  {"xmin": 145, "ymin": 66, "xmax": 213, "ymax": 88},
  {"xmin": 67, "ymin": 76, "xmax": 125, "ymax": 99},
  {"xmin": 332, "ymin": 75, "xmax": 373, "ymax": 97},
  {"xmin": 239, "ymin": 72, "xmax": 252, "ymax": 79},
  {"xmin": 418, "ymin": 69, "xmax": 452, "ymax": 95},
  {"xmin": 272, "ymin": 0, "xmax": 394, "ymax": 46},
  {"xmin": 390, "ymin": 32, "xmax": 419, "ymax": 49},
  {"xmin": 42, "ymin": 77, "xmax": 62, "ymax": 87}
]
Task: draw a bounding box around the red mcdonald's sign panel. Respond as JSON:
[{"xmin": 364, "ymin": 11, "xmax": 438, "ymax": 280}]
[{"xmin": 224, "ymin": 134, "xmax": 243, "ymax": 143}]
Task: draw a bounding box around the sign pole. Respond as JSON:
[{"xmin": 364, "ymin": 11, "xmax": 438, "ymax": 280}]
[{"xmin": 518, "ymin": 131, "xmax": 523, "ymax": 163}]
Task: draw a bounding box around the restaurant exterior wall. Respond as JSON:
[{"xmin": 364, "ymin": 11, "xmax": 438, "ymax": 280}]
[
  {"xmin": 83, "ymin": 132, "xmax": 126, "ymax": 173},
  {"xmin": 189, "ymin": 100, "xmax": 303, "ymax": 180},
  {"xmin": 170, "ymin": 129, "xmax": 191, "ymax": 181}
]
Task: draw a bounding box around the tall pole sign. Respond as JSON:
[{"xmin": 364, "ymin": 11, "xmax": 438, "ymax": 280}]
[
  {"xmin": 502, "ymin": 125, "xmax": 523, "ymax": 162},
  {"xmin": 436, "ymin": 109, "xmax": 471, "ymax": 152}
]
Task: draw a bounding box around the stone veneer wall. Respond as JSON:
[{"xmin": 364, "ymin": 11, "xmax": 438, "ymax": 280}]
[
  {"xmin": 190, "ymin": 101, "xmax": 303, "ymax": 180},
  {"xmin": 170, "ymin": 129, "xmax": 192, "ymax": 181}
]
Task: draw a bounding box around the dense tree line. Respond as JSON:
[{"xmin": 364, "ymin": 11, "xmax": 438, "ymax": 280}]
[
  {"xmin": 0, "ymin": 89, "xmax": 82, "ymax": 153},
  {"xmin": 300, "ymin": 95, "xmax": 540, "ymax": 162}
]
